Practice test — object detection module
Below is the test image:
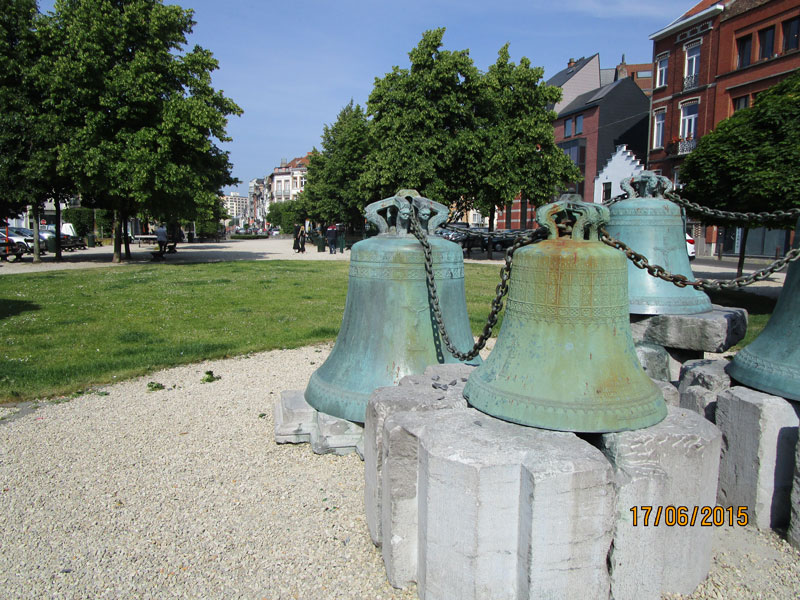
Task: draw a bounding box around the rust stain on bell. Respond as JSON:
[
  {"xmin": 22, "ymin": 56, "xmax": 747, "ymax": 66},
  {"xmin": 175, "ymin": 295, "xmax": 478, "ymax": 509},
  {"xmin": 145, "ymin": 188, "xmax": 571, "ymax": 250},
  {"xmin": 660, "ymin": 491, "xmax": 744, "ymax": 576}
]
[{"xmin": 463, "ymin": 198, "xmax": 667, "ymax": 433}]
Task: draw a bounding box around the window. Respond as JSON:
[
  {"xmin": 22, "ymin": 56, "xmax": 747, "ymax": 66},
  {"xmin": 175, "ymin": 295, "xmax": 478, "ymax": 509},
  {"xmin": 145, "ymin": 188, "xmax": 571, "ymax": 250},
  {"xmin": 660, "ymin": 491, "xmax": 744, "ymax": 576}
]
[
  {"xmin": 564, "ymin": 118, "xmax": 573, "ymax": 137},
  {"xmin": 652, "ymin": 110, "xmax": 665, "ymax": 148},
  {"xmin": 655, "ymin": 54, "xmax": 669, "ymax": 87},
  {"xmin": 602, "ymin": 182, "xmax": 612, "ymax": 201},
  {"xmin": 737, "ymin": 35, "xmax": 752, "ymax": 68},
  {"xmin": 759, "ymin": 26, "xmax": 775, "ymax": 60},
  {"xmin": 685, "ymin": 42, "xmax": 701, "ymax": 76},
  {"xmin": 783, "ymin": 17, "xmax": 799, "ymax": 51},
  {"xmin": 575, "ymin": 115, "xmax": 583, "ymax": 135},
  {"xmin": 680, "ymin": 101, "xmax": 699, "ymax": 139},
  {"xmin": 733, "ymin": 95, "xmax": 749, "ymax": 112}
]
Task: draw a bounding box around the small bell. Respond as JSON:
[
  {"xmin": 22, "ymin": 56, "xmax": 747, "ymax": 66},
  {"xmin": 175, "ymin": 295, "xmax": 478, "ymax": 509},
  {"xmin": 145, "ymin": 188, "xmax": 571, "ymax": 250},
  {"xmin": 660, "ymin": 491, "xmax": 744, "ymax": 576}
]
[
  {"xmin": 727, "ymin": 218, "xmax": 800, "ymax": 401},
  {"xmin": 464, "ymin": 199, "xmax": 666, "ymax": 433},
  {"xmin": 304, "ymin": 191, "xmax": 479, "ymax": 423},
  {"xmin": 605, "ymin": 171, "xmax": 712, "ymax": 315}
]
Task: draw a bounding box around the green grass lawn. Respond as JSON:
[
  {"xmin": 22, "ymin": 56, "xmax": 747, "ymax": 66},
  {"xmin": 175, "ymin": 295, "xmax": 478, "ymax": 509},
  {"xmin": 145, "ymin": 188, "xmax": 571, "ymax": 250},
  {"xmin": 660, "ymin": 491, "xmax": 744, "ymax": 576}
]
[{"xmin": 0, "ymin": 261, "xmax": 774, "ymax": 402}]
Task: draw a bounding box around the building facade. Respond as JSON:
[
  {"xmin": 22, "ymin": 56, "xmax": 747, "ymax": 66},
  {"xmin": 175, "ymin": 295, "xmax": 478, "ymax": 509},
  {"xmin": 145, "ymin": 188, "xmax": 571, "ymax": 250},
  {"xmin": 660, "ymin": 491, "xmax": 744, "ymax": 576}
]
[
  {"xmin": 647, "ymin": 0, "xmax": 800, "ymax": 185},
  {"xmin": 267, "ymin": 154, "xmax": 310, "ymax": 209},
  {"xmin": 221, "ymin": 192, "xmax": 248, "ymax": 222}
]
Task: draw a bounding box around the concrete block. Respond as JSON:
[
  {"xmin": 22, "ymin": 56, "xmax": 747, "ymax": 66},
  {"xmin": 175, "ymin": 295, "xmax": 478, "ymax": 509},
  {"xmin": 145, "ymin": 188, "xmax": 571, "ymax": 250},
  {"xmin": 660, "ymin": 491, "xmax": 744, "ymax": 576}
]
[
  {"xmin": 630, "ymin": 305, "xmax": 747, "ymax": 353},
  {"xmin": 788, "ymin": 438, "xmax": 800, "ymax": 550},
  {"xmin": 716, "ymin": 387, "xmax": 800, "ymax": 529},
  {"xmin": 405, "ymin": 410, "xmax": 614, "ymax": 600},
  {"xmin": 653, "ymin": 379, "xmax": 679, "ymax": 407},
  {"xmin": 680, "ymin": 385, "xmax": 719, "ymax": 422},
  {"xmin": 274, "ymin": 389, "xmax": 316, "ymax": 444},
  {"xmin": 308, "ymin": 410, "xmax": 363, "ymax": 456},
  {"xmin": 600, "ymin": 406, "xmax": 721, "ymax": 598},
  {"xmin": 678, "ymin": 358, "xmax": 731, "ymax": 396},
  {"xmin": 364, "ymin": 379, "xmax": 466, "ymax": 547},
  {"xmin": 635, "ymin": 342, "xmax": 671, "ymax": 381},
  {"xmin": 666, "ymin": 348, "xmax": 703, "ymax": 382}
]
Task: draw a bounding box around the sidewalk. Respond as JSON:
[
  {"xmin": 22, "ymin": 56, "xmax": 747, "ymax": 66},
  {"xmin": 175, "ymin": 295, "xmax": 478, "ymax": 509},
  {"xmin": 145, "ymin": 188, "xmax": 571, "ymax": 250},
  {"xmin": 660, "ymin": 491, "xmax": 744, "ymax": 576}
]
[
  {"xmin": 0, "ymin": 236, "xmax": 350, "ymax": 275},
  {"xmin": 1, "ymin": 236, "xmax": 788, "ymax": 299}
]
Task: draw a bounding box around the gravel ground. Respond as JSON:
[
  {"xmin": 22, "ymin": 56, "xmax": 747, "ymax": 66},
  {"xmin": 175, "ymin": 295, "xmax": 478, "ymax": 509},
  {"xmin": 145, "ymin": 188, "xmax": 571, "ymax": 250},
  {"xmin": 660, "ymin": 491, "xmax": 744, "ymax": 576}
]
[
  {"xmin": 1, "ymin": 343, "xmax": 798, "ymax": 599},
  {"xmin": 1, "ymin": 237, "xmax": 797, "ymax": 598}
]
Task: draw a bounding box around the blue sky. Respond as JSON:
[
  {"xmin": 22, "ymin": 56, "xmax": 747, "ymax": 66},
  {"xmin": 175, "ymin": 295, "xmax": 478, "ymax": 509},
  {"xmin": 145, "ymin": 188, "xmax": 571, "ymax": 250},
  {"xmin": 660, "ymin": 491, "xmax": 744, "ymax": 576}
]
[{"xmin": 40, "ymin": 0, "xmax": 700, "ymax": 195}]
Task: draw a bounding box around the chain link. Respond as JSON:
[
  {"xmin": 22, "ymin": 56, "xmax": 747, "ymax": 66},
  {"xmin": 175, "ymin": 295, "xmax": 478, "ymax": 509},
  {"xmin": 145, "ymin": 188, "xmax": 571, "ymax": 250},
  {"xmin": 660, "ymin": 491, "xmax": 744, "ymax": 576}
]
[
  {"xmin": 408, "ymin": 202, "xmax": 547, "ymax": 361},
  {"xmin": 664, "ymin": 191, "xmax": 800, "ymax": 226},
  {"xmin": 600, "ymin": 228, "xmax": 800, "ymax": 291}
]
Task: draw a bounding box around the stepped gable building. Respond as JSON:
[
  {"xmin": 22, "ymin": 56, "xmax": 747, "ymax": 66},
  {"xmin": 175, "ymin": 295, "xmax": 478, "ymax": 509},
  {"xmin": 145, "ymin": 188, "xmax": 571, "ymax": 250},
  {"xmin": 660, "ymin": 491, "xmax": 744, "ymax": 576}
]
[
  {"xmin": 647, "ymin": 0, "xmax": 800, "ymax": 185},
  {"xmin": 496, "ymin": 56, "xmax": 650, "ymax": 227}
]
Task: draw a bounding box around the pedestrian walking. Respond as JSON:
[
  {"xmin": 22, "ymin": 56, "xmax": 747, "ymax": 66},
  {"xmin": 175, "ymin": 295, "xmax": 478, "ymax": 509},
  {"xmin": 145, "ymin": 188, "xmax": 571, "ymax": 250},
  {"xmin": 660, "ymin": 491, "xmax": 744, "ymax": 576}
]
[
  {"xmin": 293, "ymin": 224, "xmax": 301, "ymax": 252},
  {"xmin": 298, "ymin": 226, "xmax": 306, "ymax": 253},
  {"xmin": 325, "ymin": 224, "xmax": 338, "ymax": 254}
]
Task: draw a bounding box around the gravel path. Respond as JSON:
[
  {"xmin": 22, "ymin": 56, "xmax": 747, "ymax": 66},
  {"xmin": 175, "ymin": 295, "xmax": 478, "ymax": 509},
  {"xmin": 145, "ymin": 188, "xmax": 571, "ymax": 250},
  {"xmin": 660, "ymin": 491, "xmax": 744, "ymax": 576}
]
[{"xmin": 1, "ymin": 343, "xmax": 798, "ymax": 599}]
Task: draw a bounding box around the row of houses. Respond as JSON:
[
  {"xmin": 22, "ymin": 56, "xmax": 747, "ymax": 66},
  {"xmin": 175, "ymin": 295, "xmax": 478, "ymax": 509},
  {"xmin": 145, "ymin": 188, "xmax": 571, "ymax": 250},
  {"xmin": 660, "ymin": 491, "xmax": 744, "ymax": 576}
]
[{"xmin": 497, "ymin": 0, "xmax": 799, "ymax": 257}]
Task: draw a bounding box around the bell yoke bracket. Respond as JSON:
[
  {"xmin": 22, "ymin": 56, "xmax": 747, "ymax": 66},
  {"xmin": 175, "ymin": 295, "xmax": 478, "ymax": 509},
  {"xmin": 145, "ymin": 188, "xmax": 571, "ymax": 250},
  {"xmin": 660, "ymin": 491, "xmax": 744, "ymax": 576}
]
[
  {"xmin": 364, "ymin": 190, "xmax": 449, "ymax": 236},
  {"xmin": 536, "ymin": 196, "xmax": 611, "ymax": 242},
  {"xmin": 620, "ymin": 170, "xmax": 673, "ymax": 199}
]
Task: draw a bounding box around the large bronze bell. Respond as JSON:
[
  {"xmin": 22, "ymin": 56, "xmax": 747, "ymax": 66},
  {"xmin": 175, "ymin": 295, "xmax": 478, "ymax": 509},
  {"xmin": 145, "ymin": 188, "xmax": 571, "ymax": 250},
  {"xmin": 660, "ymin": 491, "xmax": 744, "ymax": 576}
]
[
  {"xmin": 463, "ymin": 199, "xmax": 667, "ymax": 433},
  {"xmin": 305, "ymin": 191, "xmax": 479, "ymax": 423},
  {"xmin": 727, "ymin": 219, "xmax": 800, "ymax": 401},
  {"xmin": 605, "ymin": 172, "xmax": 712, "ymax": 315}
]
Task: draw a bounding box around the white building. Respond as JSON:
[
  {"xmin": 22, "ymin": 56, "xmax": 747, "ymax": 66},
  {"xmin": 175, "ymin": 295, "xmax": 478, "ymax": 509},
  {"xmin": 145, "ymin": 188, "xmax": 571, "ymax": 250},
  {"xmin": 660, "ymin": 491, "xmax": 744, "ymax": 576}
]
[
  {"xmin": 267, "ymin": 154, "xmax": 310, "ymax": 209},
  {"xmin": 593, "ymin": 144, "xmax": 644, "ymax": 203},
  {"xmin": 221, "ymin": 192, "xmax": 248, "ymax": 222}
]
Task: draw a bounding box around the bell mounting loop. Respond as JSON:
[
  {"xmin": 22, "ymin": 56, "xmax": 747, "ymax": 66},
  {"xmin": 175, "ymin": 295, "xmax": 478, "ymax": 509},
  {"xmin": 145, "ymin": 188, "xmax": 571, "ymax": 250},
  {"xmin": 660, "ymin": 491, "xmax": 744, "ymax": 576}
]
[
  {"xmin": 536, "ymin": 196, "xmax": 610, "ymax": 242},
  {"xmin": 364, "ymin": 189, "xmax": 448, "ymax": 236},
  {"xmin": 620, "ymin": 170, "xmax": 673, "ymax": 199}
]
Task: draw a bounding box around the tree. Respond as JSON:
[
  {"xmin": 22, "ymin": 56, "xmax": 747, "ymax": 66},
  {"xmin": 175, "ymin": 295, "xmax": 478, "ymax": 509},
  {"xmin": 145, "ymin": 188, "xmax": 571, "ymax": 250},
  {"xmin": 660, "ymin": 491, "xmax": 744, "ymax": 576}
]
[
  {"xmin": 43, "ymin": 0, "xmax": 241, "ymax": 262},
  {"xmin": 302, "ymin": 100, "xmax": 372, "ymax": 229},
  {"xmin": 266, "ymin": 199, "xmax": 304, "ymax": 234},
  {"xmin": 681, "ymin": 70, "xmax": 800, "ymax": 274},
  {"xmin": 475, "ymin": 45, "xmax": 580, "ymax": 230},
  {"xmin": 363, "ymin": 28, "xmax": 485, "ymax": 209}
]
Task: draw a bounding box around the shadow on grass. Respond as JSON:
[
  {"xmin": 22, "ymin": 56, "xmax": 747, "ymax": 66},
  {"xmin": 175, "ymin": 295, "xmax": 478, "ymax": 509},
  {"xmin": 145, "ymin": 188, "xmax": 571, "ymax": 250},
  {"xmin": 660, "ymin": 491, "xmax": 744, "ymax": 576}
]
[{"xmin": 0, "ymin": 299, "xmax": 41, "ymax": 321}]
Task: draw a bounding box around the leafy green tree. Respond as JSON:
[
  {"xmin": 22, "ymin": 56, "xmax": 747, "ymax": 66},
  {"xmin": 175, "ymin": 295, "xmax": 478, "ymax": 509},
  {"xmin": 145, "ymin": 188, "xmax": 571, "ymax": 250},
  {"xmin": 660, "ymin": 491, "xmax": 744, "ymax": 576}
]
[
  {"xmin": 364, "ymin": 28, "xmax": 485, "ymax": 209},
  {"xmin": 43, "ymin": 0, "xmax": 241, "ymax": 262},
  {"xmin": 267, "ymin": 199, "xmax": 304, "ymax": 234},
  {"xmin": 303, "ymin": 101, "xmax": 372, "ymax": 229},
  {"xmin": 681, "ymin": 70, "xmax": 800, "ymax": 274},
  {"xmin": 476, "ymin": 44, "xmax": 580, "ymax": 230},
  {"xmin": 0, "ymin": 0, "xmax": 76, "ymax": 261}
]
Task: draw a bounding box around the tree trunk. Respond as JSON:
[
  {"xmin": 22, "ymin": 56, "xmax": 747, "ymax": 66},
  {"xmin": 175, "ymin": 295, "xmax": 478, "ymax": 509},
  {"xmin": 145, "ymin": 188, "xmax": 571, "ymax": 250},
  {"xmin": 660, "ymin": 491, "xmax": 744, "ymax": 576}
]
[
  {"xmin": 54, "ymin": 199, "xmax": 62, "ymax": 261},
  {"xmin": 736, "ymin": 227, "xmax": 749, "ymax": 278},
  {"xmin": 487, "ymin": 205, "xmax": 496, "ymax": 260},
  {"xmin": 32, "ymin": 204, "xmax": 42, "ymax": 263},
  {"xmin": 112, "ymin": 210, "xmax": 122, "ymax": 263}
]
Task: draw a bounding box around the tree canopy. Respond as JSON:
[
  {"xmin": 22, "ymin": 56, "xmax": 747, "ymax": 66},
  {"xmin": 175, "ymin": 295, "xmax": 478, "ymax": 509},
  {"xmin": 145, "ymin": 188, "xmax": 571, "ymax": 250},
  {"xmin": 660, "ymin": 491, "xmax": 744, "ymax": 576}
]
[
  {"xmin": 681, "ymin": 69, "xmax": 800, "ymax": 213},
  {"xmin": 301, "ymin": 100, "xmax": 372, "ymax": 228},
  {"xmin": 301, "ymin": 29, "xmax": 579, "ymax": 229},
  {"xmin": 0, "ymin": 0, "xmax": 241, "ymax": 260}
]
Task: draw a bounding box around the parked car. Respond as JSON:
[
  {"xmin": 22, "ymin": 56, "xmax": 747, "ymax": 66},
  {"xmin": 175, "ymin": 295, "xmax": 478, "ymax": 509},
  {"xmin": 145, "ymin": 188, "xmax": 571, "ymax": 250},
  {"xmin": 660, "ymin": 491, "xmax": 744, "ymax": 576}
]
[
  {"xmin": 686, "ymin": 232, "xmax": 696, "ymax": 261},
  {"xmin": 5, "ymin": 228, "xmax": 33, "ymax": 253},
  {"xmin": 0, "ymin": 233, "xmax": 24, "ymax": 261},
  {"xmin": 440, "ymin": 222, "xmax": 470, "ymax": 242},
  {"xmin": 9, "ymin": 227, "xmax": 49, "ymax": 254}
]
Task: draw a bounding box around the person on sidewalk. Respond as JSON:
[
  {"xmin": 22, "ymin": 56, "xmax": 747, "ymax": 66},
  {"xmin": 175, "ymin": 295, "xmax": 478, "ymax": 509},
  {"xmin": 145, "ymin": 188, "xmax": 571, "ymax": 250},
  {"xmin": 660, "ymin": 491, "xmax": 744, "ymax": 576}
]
[
  {"xmin": 325, "ymin": 224, "xmax": 338, "ymax": 254},
  {"xmin": 298, "ymin": 226, "xmax": 306, "ymax": 253},
  {"xmin": 156, "ymin": 224, "xmax": 168, "ymax": 254}
]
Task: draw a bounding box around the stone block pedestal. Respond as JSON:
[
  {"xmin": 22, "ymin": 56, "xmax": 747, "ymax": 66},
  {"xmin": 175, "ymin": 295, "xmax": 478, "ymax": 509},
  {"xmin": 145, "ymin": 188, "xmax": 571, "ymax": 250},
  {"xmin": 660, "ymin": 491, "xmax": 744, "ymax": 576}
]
[
  {"xmin": 274, "ymin": 390, "xmax": 363, "ymax": 456},
  {"xmin": 630, "ymin": 306, "xmax": 747, "ymax": 381},
  {"xmin": 366, "ymin": 365, "xmax": 722, "ymax": 600}
]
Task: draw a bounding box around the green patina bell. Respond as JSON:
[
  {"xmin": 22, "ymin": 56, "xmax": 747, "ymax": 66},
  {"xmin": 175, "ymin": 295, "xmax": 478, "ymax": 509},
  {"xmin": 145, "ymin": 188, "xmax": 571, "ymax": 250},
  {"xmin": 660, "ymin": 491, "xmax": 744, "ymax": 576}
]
[
  {"xmin": 463, "ymin": 199, "xmax": 667, "ymax": 433},
  {"xmin": 727, "ymin": 218, "xmax": 800, "ymax": 401},
  {"xmin": 605, "ymin": 171, "xmax": 712, "ymax": 315},
  {"xmin": 305, "ymin": 191, "xmax": 480, "ymax": 423}
]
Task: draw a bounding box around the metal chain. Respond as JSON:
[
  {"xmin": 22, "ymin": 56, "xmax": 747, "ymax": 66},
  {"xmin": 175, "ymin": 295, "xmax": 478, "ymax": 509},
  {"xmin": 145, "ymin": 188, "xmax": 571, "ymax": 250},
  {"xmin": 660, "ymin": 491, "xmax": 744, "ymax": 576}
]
[
  {"xmin": 600, "ymin": 228, "xmax": 800, "ymax": 291},
  {"xmin": 664, "ymin": 191, "xmax": 800, "ymax": 226},
  {"xmin": 408, "ymin": 203, "xmax": 548, "ymax": 361}
]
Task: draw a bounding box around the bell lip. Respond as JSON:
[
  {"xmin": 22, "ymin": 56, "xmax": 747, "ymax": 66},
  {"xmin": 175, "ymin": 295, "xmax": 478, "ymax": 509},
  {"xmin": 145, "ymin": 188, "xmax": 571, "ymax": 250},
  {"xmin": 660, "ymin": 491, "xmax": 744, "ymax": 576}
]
[
  {"xmin": 463, "ymin": 379, "xmax": 668, "ymax": 433},
  {"xmin": 628, "ymin": 302, "xmax": 713, "ymax": 315},
  {"xmin": 726, "ymin": 352, "xmax": 800, "ymax": 402}
]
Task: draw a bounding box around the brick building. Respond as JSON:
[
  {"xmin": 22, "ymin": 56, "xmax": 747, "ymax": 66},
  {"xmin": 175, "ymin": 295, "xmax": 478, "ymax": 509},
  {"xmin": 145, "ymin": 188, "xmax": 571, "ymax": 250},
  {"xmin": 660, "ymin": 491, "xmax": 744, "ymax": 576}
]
[{"xmin": 648, "ymin": 0, "xmax": 800, "ymax": 185}]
